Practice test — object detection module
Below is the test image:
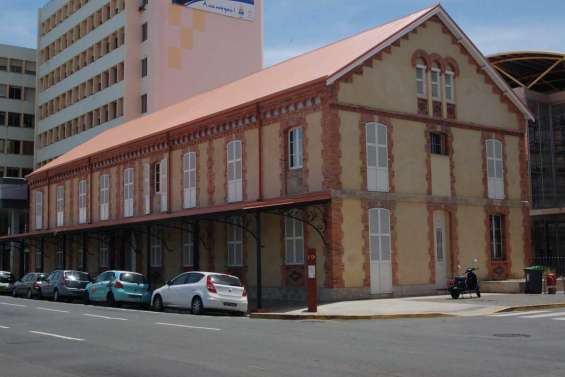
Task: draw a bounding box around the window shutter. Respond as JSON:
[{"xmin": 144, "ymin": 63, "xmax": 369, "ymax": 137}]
[
  {"xmin": 160, "ymin": 158, "xmax": 168, "ymax": 212},
  {"xmin": 486, "ymin": 139, "xmax": 504, "ymax": 199},
  {"xmin": 366, "ymin": 123, "xmax": 389, "ymax": 192},
  {"xmin": 143, "ymin": 164, "xmax": 150, "ymax": 214},
  {"xmin": 227, "ymin": 141, "xmax": 243, "ymax": 202}
]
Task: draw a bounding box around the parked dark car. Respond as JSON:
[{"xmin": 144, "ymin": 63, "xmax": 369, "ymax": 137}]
[
  {"xmin": 12, "ymin": 272, "xmax": 47, "ymax": 299},
  {"xmin": 41, "ymin": 270, "xmax": 92, "ymax": 302},
  {"xmin": 0, "ymin": 271, "xmax": 15, "ymax": 294}
]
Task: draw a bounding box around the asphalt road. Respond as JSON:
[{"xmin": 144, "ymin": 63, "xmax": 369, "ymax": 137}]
[{"xmin": 1, "ymin": 296, "xmax": 565, "ymax": 377}]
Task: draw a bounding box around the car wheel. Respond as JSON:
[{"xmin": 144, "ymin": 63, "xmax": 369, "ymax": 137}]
[
  {"xmin": 191, "ymin": 296, "xmax": 204, "ymax": 315},
  {"xmin": 450, "ymin": 291, "xmax": 460, "ymax": 299},
  {"xmin": 11, "ymin": 288, "xmax": 17, "ymax": 298},
  {"xmin": 152, "ymin": 295, "xmax": 164, "ymax": 312},
  {"xmin": 53, "ymin": 289, "xmax": 59, "ymax": 302},
  {"xmin": 27, "ymin": 289, "xmax": 32, "ymax": 299}
]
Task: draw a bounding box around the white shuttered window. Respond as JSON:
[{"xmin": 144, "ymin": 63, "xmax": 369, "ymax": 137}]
[
  {"xmin": 285, "ymin": 213, "xmax": 304, "ymax": 265},
  {"xmin": 486, "ymin": 139, "xmax": 504, "ymax": 199},
  {"xmin": 366, "ymin": 122, "xmax": 389, "ymax": 192},
  {"xmin": 183, "ymin": 152, "xmax": 197, "ymax": 208},
  {"xmin": 100, "ymin": 174, "xmax": 110, "ymax": 221},
  {"xmin": 368, "ymin": 208, "xmax": 392, "ymax": 263},
  {"xmin": 79, "ymin": 179, "xmax": 87, "ymax": 224},
  {"xmin": 35, "ymin": 191, "xmax": 43, "ymax": 230},
  {"xmin": 123, "ymin": 168, "xmax": 134, "ymax": 217},
  {"xmin": 288, "ymin": 127, "xmax": 303, "ymax": 169},
  {"xmin": 56, "ymin": 186, "xmax": 64, "ymax": 227},
  {"xmin": 160, "ymin": 158, "xmax": 168, "ymax": 212},
  {"xmin": 143, "ymin": 163, "xmax": 150, "ymax": 214},
  {"xmin": 227, "ymin": 140, "xmax": 243, "ymax": 202}
]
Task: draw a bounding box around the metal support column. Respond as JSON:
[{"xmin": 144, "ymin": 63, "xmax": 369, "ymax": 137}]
[
  {"xmin": 40, "ymin": 237, "xmax": 45, "ymax": 272},
  {"xmin": 62, "ymin": 234, "xmax": 67, "ymax": 269},
  {"xmin": 255, "ymin": 211, "xmax": 262, "ymax": 310},
  {"xmin": 19, "ymin": 240, "xmax": 25, "ymax": 278},
  {"xmin": 146, "ymin": 225, "xmax": 151, "ymax": 284},
  {"xmin": 193, "ymin": 221, "xmax": 200, "ymax": 270},
  {"xmin": 82, "ymin": 232, "xmax": 88, "ymax": 272}
]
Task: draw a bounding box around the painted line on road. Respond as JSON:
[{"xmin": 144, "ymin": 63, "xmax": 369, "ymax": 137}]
[
  {"xmin": 0, "ymin": 302, "xmax": 26, "ymax": 308},
  {"xmin": 520, "ymin": 312, "xmax": 565, "ymax": 319},
  {"xmin": 83, "ymin": 313, "xmax": 128, "ymax": 321},
  {"xmin": 29, "ymin": 331, "xmax": 84, "ymax": 342},
  {"xmin": 155, "ymin": 322, "xmax": 221, "ymax": 331},
  {"xmin": 489, "ymin": 310, "xmax": 549, "ymax": 317},
  {"xmin": 36, "ymin": 307, "xmax": 70, "ymax": 314},
  {"xmin": 552, "ymin": 317, "xmax": 565, "ymax": 321},
  {"xmin": 0, "ymin": 325, "xmax": 10, "ymax": 329}
]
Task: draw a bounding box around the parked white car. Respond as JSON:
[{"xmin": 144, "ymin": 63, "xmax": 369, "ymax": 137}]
[{"xmin": 151, "ymin": 272, "xmax": 247, "ymax": 315}]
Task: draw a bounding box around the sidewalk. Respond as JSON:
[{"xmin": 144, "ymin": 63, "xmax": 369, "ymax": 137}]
[{"xmin": 250, "ymin": 292, "xmax": 565, "ymax": 320}]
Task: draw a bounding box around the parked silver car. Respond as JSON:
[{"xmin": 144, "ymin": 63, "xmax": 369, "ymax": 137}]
[
  {"xmin": 0, "ymin": 271, "xmax": 14, "ymax": 294},
  {"xmin": 41, "ymin": 270, "xmax": 91, "ymax": 302},
  {"xmin": 12, "ymin": 272, "xmax": 47, "ymax": 299}
]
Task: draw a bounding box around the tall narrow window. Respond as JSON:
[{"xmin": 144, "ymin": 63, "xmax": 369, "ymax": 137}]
[
  {"xmin": 227, "ymin": 140, "xmax": 243, "ymax": 202},
  {"xmin": 490, "ymin": 214, "xmax": 504, "ymax": 260},
  {"xmin": 445, "ymin": 70, "xmax": 455, "ymax": 102},
  {"xmin": 99, "ymin": 174, "xmax": 109, "ymax": 220},
  {"xmin": 285, "ymin": 212, "xmax": 304, "ymax": 265},
  {"xmin": 183, "ymin": 152, "xmax": 197, "ymax": 208},
  {"xmin": 430, "ymin": 132, "xmax": 448, "ymax": 155},
  {"xmin": 416, "ymin": 64, "xmax": 427, "ymax": 97},
  {"xmin": 141, "ymin": 94, "xmax": 147, "ymax": 113},
  {"xmin": 227, "ymin": 216, "xmax": 243, "ymax": 266},
  {"xmin": 160, "ymin": 158, "xmax": 168, "ymax": 212},
  {"xmin": 78, "ymin": 179, "xmax": 87, "ymax": 224},
  {"xmin": 141, "ymin": 57, "xmax": 147, "ymax": 77},
  {"xmin": 99, "ymin": 235, "xmax": 109, "ymax": 268},
  {"xmin": 141, "ymin": 22, "xmax": 148, "ymax": 42},
  {"xmin": 288, "ymin": 127, "xmax": 303, "ymax": 169},
  {"xmin": 123, "ymin": 167, "xmax": 134, "ymax": 217},
  {"xmin": 150, "ymin": 235, "xmax": 162, "ymax": 267},
  {"xmin": 56, "ymin": 186, "xmax": 64, "ymax": 226},
  {"xmin": 35, "ymin": 191, "xmax": 43, "ymax": 230},
  {"xmin": 486, "ymin": 139, "xmax": 504, "ymax": 199},
  {"xmin": 431, "ymin": 67, "xmax": 441, "ymax": 100},
  {"xmin": 366, "ymin": 122, "xmax": 389, "ymax": 192},
  {"xmin": 183, "ymin": 223, "xmax": 194, "ymax": 267},
  {"xmin": 143, "ymin": 163, "xmax": 150, "ymax": 214},
  {"xmin": 369, "ymin": 208, "xmax": 391, "ymax": 263}
]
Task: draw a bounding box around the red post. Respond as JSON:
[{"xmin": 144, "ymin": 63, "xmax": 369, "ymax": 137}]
[{"xmin": 307, "ymin": 248, "xmax": 317, "ymax": 312}]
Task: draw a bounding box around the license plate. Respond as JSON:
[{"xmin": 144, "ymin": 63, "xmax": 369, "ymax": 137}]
[{"xmin": 223, "ymin": 302, "xmax": 237, "ymax": 307}]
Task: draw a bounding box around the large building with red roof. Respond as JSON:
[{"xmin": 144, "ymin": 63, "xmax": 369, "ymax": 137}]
[{"xmin": 3, "ymin": 5, "xmax": 533, "ymax": 304}]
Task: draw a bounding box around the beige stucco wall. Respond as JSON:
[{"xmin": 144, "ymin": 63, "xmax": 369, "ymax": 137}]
[
  {"xmin": 505, "ymin": 135, "xmax": 522, "ymax": 201},
  {"xmin": 261, "ymin": 122, "xmax": 282, "ymax": 199},
  {"xmin": 508, "ymin": 207, "xmax": 526, "ymax": 277},
  {"xmin": 197, "ymin": 142, "xmax": 209, "ymax": 207},
  {"xmin": 339, "ymin": 111, "xmax": 363, "ymax": 191},
  {"xmin": 456, "ymin": 205, "xmax": 488, "ymax": 279},
  {"xmin": 394, "ymin": 120, "xmax": 427, "ymax": 194},
  {"xmin": 395, "ymin": 202, "xmax": 430, "ymax": 285},
  {"xmin": 431, "ymin": 155, "xmax": 451, "ymax": 197},
  {"xmin": 212, "ymin": 138, "xmax": 226, "ymax": 205},
  {"xmin": 170, "ymin": 149, "xmax": 182, "ymax": 212},
  {"xmin": 341, "ymin": 198, "xmax": 364, "ymax": 288},
  {"xmin": 245, "ymin": 128, "xmax": 260, "ymax": 202},
  {"xmin": 452, "ymin": 128, "xmax": 483, "ymax": 198},
  {"xmin": 337, "ymin": 20, "xmax": 520, "ymax": 131},
  {"xmin": 306, "ymin": 111, "xmax": 324, "ymax": 192}
]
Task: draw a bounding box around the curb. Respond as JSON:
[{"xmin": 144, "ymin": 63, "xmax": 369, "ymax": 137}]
[
  {"xmin": 494, "ymin": 302, "xmax": 565, "ymax": 313},
  {"xmin": 249, "ymin": 312, "xmax": 452, "ymax": 320}
]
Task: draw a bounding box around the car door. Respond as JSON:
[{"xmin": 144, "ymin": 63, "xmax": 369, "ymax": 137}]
[
  {"xmin": 45, "ymin": 271, "xmax": 58, "ymax": 297},
  {"xmin": 183, "ymin": 273, "xmax": 204, "ymax": 309},
  {"xmin": 165, "ymin": 273, "xmax": 188, "ymax": 307},
  {"xmin": 18, "ymin": 274, "xmax": 31, "ymax": 295},
  {"xmin": 92, "ymin": 272, "xmax": 110, "ymax": 301}
]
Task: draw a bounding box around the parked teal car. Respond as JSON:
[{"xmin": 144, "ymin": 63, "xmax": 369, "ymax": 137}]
[{"xmin": 85, "ymin": 270, "xmax": 151, "ymax": 307}]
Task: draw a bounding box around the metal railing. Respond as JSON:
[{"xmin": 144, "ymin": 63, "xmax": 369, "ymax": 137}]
[{"xmin": 530, "ymin": 256, "xmax": 565, "ymax": 277}]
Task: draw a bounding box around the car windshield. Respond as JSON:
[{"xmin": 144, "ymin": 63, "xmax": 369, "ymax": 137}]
[
  {"xmin": 210, "ymin": 274, "xmax": 242, "ymax": 287},
  {"xmin": 65, "ymin": 271, "xmax": 90, "ymax": 281},
  {"xmin": 0, "ymin": 274, "xmax": 12, "ymax": 283},
  {"xmin": 36, "ymin": 274, "xmax": 47, "ymax": 281},
  {"xmin": 120, "ymin": 273, "xmax": 147, "ymax": 284}
]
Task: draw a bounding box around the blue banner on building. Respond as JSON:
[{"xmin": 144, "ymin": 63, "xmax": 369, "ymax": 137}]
[{"xmin": 172, "ymin": 0, "xmax": 255, "ymax": 21}]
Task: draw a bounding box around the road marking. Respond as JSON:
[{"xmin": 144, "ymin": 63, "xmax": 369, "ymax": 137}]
[
  {"xmin": 520, "ymin": 312, "xmax": 565, "ymax": 319},
  {"xmin": 29, "ymin": 331, "xmax": 84, "ymax": 342},
  {"xmin": 83, "ymin": 313, "xmax": 128, "ymax": 321},
  {"xmin": 0, "ymin": 302, "xmax": 26, "ymax": 308},
  {"xmin": 489, "ymin": 310, "xmax": 549, "ymax": 317},
  {"xmin": 155, "ymin": 322, "xmax": 221, "ymax": 331},
  {"xmin": 36, "ymin": 307, "xmax": 70, "ymax": 313},
  {"xmin": 0, "ymin": 325, "xmax": 9, "ymax": 329},
  {"xmin": 552, "ymin": 317, "xmax": 565, "ymax": 321}
]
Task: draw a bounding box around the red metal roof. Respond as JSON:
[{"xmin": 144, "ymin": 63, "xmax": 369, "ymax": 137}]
[{"xmin": 33, "ymin": 5, "xmax": 437, "ymax": 176}]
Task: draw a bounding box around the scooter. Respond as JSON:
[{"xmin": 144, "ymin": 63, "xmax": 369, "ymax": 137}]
[{"xmin": 448, "ymin": 267, "xmax": 480, "ymax": 299}]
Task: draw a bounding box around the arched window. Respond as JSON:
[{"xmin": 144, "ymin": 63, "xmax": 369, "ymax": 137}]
[
  {"xmin": 445, "ymin": 66, "xmax": 455, "ymax": 103},
  {"xmin": 415, "ymin": 59, "xmax": 427, "ymax": 98}
]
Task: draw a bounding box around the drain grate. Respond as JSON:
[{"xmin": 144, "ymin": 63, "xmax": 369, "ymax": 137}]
[{"xmin": 493, "ymin": 333, "xmax": 531, "ymax": 338}]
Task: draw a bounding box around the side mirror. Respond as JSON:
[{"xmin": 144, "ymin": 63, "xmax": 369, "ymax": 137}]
[{"xmin": 166, "ymin": 280, "xmax": 173, "ymax": 286}]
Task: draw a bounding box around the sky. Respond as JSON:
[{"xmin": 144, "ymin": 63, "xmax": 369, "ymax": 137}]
[{"xmin": 1, "ymin": 0, "xmax": 563, "ymax": 67}]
